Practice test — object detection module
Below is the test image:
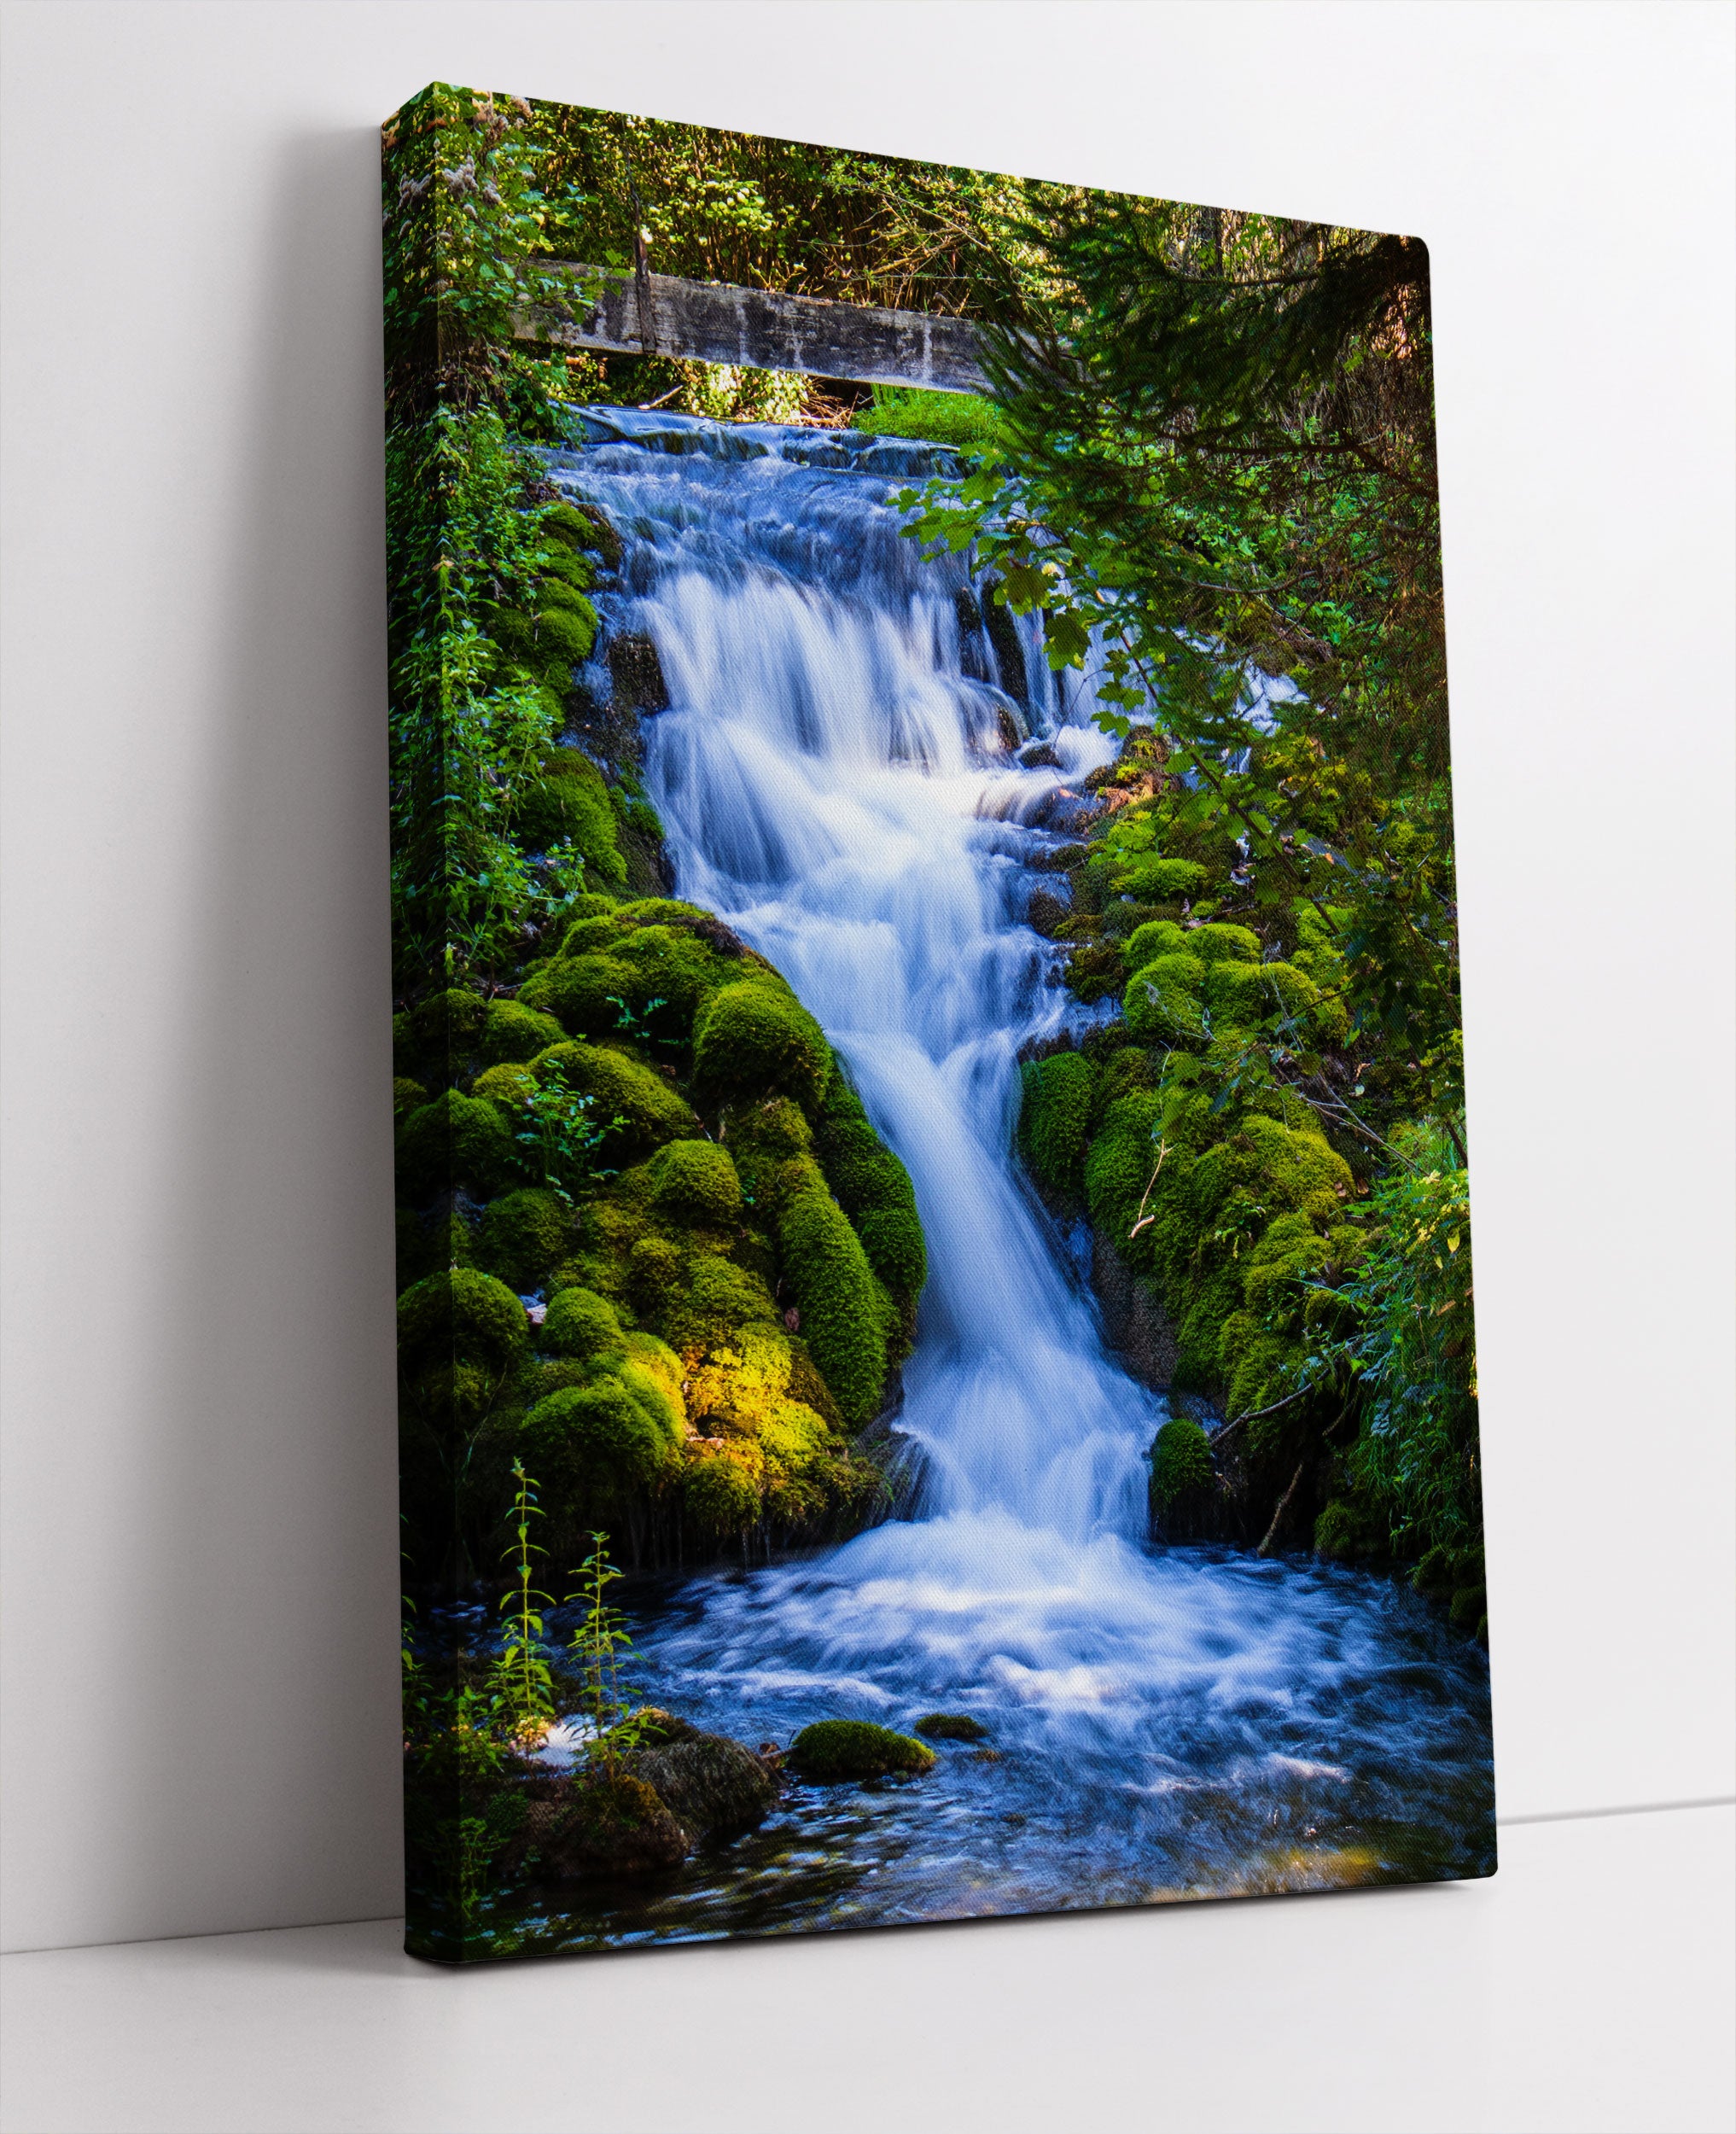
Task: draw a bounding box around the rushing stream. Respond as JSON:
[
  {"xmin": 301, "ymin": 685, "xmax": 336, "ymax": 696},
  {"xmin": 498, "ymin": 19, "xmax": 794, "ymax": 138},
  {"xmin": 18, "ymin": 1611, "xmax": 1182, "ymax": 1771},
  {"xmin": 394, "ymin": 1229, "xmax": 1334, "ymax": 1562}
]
[{"xmin": 516, "ymin": 409, "xmax": 1494, "ymax": 1947}]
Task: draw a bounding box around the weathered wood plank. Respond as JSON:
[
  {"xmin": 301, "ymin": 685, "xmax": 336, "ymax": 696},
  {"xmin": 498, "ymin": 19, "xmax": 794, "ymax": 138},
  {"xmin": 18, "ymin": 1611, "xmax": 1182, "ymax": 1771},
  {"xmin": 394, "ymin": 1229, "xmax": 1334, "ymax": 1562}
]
[{"xmin": 517, "ymin": 263, "xmax": 989, "ymax": 395}]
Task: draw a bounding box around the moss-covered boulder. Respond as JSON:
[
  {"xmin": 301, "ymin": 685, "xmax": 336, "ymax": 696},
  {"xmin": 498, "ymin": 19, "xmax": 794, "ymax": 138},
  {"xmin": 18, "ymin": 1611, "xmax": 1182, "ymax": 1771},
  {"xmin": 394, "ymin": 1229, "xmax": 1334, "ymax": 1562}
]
[
  {"xmin": 626, "ymin": 1732, "xmax": 781, "ymax": 1843},
  {"xmin": 1150, "ymin": 1416, "xmax": 1215, "ymax": 1531},
  {"xmin": 397, "ymin": 1267, "xmax": 527, "ymax": 1378},
  {"xmin": 650, "ymin": 1138, "xmax": 742, "ymax": 1225},
  {"xmin": 1018, "ymin": 1050, "xmax": 1096, "ymax": 1198},
  {"xmin": 524, "ymin": 1770, "xmax": 688, "ymax": 1880},
  {"xmin": 396, "ymin": 1087, "xmax": 516, "ymax": 1198},
  {"xmin": 778, "ymin": 1186, "xmax": 890, "ymax": 1426},
  {"xmin": 913, "ymin": 1712, "xmax": 988, "ymax": 1742},
  {"xmin": 475, "ymin": 1187, "xmax": 571, "ymax": 1291},
  {"xmin": 531, "ymin": 1041, "xmax": 696, "ymax": 1159},
  {"xmin": 694, "ymin": 980, "xmax": 832, "ymax": 1116},
  {"xmin": 542, "ymin": 1285, "xmax": 626, "ymax": 1361},
  {"xmin": 520, "ymin": 1373, "xmax": 681, "ymax": 1519},
  {"xmin": 789, "ymin": 1720, "xmax": 936, "ymax": 1782},
  {"xmin": 1122, "ymin": 953, "xmax": 1207, "ymax": 1047},
  {"xmin": 480, "ymin": 999, "xmax": 565, "ymax": 1065}
]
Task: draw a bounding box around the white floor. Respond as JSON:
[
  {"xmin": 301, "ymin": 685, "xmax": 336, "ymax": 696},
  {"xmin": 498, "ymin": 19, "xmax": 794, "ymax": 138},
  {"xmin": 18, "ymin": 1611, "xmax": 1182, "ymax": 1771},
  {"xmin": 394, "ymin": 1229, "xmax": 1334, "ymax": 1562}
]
[{"xmin": 2, "ymin": 1802, "xmax": 1730, "ymax": 2134}]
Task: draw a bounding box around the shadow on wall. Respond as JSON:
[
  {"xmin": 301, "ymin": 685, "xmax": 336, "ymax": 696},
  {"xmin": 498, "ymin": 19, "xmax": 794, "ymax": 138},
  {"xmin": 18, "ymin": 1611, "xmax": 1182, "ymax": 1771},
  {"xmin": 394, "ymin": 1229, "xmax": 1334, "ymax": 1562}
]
[{"xmin": 32, "ymin": 125, "xmax": 401, "ymax": 1949}]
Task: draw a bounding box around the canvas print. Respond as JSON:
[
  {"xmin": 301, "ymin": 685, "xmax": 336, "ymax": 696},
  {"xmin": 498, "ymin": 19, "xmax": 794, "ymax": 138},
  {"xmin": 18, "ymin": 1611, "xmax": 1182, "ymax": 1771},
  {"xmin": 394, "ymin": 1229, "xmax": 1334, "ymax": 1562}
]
[{"xmin": 383, "ymin": 84, "xmax": 1493, "ymax": 1965}]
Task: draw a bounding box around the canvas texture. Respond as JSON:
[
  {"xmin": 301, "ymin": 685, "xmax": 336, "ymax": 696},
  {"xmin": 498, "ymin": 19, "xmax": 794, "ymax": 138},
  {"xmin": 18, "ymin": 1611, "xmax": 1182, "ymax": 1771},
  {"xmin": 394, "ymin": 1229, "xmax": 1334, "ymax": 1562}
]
[{"xmin": 382, "ymin": 85, "xmax": 1493, "ymax": 1964}]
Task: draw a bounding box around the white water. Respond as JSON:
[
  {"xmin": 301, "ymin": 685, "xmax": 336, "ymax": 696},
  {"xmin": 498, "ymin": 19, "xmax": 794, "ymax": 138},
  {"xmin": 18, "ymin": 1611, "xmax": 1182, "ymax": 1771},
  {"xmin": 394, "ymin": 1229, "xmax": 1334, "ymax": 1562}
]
[{"xmin": 535, "ymin": 413, "xmax": 1491, "ymax": 1925}]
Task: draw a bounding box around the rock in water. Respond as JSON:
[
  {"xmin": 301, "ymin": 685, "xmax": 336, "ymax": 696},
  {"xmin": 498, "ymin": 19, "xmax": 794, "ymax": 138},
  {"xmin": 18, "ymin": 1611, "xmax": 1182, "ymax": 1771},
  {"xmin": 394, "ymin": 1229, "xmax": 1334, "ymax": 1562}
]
[
  {"xmin": 914, "ymin": 1711, "xmax": 988, "ymax": 1742},
  {"xmin": 789, "ymin": 1720, "xmax": 936, "ymax": 1781},
  {"xmin": 629, "ymin": 1732, "xmax": 782, "ymax": 1843},
  {"xmin": 527, "ymin": 1770, "xmax": 689, "ymax": 1880}
]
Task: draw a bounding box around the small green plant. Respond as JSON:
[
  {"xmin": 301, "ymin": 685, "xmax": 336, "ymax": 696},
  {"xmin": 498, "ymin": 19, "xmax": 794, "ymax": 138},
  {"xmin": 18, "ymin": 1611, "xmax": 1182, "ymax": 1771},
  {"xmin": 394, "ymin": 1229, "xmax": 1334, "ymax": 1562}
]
[
  {"xmin": 568, "ymin": 1531, "xmax": 655, "ymax": 1775},
  {"xmin": 513, "ymin": 1058, "xmax": 620, "ymax": 1204},
  {"xmin": 485, "ymin": 1463, "xmax": 560, "ymax": 1748}
]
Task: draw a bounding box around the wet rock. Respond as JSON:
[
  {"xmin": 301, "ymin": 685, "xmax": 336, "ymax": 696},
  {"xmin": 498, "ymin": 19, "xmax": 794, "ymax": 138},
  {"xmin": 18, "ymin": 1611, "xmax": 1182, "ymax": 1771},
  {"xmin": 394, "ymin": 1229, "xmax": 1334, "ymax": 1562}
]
[
  {"xmin": 1027, "ymin": 888, "xmax": 1069, "ymax": 940},
  {"xmin": 914, "ymin": 1712, "xmax": 988, "ymax": 1742},
  {"xmin": 1017, "ymin": 740, "xmax": 1061, "ymax": 770},
  {"xmin": 1092, "ymin": 1224, "xmax": 1180, "ymax": 1390},
  {"xmin": 629, "ymin": 1731, "xmax": 782, "ymax": 1843},
  {"xmin": 525, "ymin": 1770, "xmax": 689, "ymax": 1880},
  {"xmin": 789, "ymin": 1719, "xmax": 936, "ymax": 1781},
  {"xmin": 609, "ymin": 633, "xmax": 670, "ymax": 714},
  {"xmin": 979, "ymin": 578, "xmax": 1029, "ymax": 707},
  {"xmin": 954, "ymin": 586, "xmax": 982, "ymax": 633},
  {"xmin": 1028, "ymin": 842, "xmax": 1088, "ymax": 874}
]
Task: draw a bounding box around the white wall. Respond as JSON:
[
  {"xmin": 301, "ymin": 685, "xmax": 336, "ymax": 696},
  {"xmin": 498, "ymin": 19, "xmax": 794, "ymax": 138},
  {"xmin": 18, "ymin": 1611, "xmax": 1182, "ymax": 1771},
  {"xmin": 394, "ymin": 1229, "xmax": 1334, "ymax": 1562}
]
[{"xmin": 2, "ymin": 0, "xmax": 1731, "ymax": 1957}]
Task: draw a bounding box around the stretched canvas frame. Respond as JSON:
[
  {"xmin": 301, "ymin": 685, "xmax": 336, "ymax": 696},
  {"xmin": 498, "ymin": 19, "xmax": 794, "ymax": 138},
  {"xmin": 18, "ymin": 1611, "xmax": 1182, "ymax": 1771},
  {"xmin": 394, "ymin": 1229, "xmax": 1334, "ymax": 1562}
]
[{"xmin": 384, "ymin": 84, "xmax": 1493, "ymax": 1965}]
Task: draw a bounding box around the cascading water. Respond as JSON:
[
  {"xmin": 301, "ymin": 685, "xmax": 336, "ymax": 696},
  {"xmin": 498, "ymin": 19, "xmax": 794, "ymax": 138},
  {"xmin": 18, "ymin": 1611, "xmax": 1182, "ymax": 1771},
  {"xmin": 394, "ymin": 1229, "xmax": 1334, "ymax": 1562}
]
[{"xmin": 527, "ymin": 409, "xmax": 1492, "ymax": 1942}]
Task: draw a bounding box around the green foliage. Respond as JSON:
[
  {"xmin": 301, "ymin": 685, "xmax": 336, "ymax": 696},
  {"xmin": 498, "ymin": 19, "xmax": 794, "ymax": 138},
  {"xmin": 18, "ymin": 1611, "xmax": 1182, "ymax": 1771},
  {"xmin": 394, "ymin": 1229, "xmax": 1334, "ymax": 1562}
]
[
  {"xmin": 508, "ymin": 1055, "xmax": 619, "ymax": 1204},
  {"xmin": 789, "ymin": 1720, "xmax": 936, "ymax": 1781},
  {"xmin": 853, "ymin": 385, "xmax": 1007, "ymax": 453},
  {"xmin": 527, "ymin": 1044, "xmax": 690, "ymax": 1167},
  {"xmin": 567, "ymin": 1532, "xmax": 655, "ymax": 1775},
  {"xmin": 1342, "ymin": 1126, "xmax": 1479, "ymax": 1557},
  {"xmin": 1018, "ymin": 1050, "xmax": 1097, "ymax": 1198},
  {"xmin": 485, "ymin": 1464, "xmax": 561, "ymax": 1747}
]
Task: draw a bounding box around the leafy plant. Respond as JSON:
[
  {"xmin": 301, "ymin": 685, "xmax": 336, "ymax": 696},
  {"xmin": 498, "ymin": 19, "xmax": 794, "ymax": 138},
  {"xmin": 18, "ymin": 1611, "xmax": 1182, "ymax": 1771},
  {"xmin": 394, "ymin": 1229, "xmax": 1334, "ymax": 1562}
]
[
  {"xmin": 511, "ymin": 1058, "xmax": 620, "ymax": 1204},
  {"xmin": 485, "ymin": 1463, "xmax": 561, "ymax": 1747},
  {"xmin": 568, "ymin": 1531, "xmax": 655, "ymax": 1775}
]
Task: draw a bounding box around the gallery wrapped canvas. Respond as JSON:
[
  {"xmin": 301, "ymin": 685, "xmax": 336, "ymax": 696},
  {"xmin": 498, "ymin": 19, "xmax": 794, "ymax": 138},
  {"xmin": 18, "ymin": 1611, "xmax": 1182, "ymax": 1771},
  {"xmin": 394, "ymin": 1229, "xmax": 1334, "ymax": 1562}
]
[{"xmin": 382, "ymin": 84, "xmax": 1493, "ymax": 1963}]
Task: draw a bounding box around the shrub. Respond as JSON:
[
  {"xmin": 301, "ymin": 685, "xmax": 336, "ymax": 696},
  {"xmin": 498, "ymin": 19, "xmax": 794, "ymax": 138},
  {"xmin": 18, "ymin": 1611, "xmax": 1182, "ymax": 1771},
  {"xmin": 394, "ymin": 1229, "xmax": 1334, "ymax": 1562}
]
[
  {"xmin": 479, "ymin": 999, "xmax": 564, "ymax": 1064},
  {"xmin": 650, "ymin": 1139, "xmax": 743, "ymax": 1226},
  {"xmin": 397, "ymin": 1268, "xmax": 527, "ymax": 1378},
  {"xmin": 1150, "ymin": 1417, "xmax": 1215, "ymax": 1511},
  {"xmin": 543, "ymin": 1286, "xmax": 626, "ymax": 1361},
  {"xmin": 789, "ymin": 1720, "xmax": 935, "ymax": 1781},
  {"xmin": 1018, "ymin": 1050, "xmax": 1097, "ymax": 1198},
  {"xmin": 778, "ymin": 1187, "xmax": 888, "ymax": 1426},
  {"xmin": 694, "ymin": 981, "xmax": 832, "ymax": 1115},
  {"xmin": 475, "ymin": 1187, "xmax": 572, "ymax": 1290}
]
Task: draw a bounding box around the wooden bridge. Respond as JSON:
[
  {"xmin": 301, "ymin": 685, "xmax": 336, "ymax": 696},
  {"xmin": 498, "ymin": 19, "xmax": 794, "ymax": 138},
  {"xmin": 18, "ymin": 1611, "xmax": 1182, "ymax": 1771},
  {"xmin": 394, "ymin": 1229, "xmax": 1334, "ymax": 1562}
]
[{"xmin": 517, "ymin": 261, "xmax": 989, "ymax": 396}]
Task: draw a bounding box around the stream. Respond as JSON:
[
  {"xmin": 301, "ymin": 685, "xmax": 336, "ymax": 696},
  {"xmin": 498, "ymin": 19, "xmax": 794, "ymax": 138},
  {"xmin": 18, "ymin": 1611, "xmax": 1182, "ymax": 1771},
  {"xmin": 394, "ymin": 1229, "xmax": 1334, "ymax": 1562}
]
[{"xmin": 510, "ymin": 408, "xmax": 1494, "ymax": 1948}]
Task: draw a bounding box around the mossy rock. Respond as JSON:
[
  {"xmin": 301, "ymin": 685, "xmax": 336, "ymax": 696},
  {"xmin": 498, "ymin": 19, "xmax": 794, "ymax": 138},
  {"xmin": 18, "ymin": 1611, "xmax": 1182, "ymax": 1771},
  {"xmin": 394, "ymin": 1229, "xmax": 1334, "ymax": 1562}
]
[
  {"xmin": 542, "ymin": 1285, "xmax": 626, "ymax": 1361},
  {"xmin": 518, "ymin": 953, "xmax": 641, "ymax": 1040},
  {"xmin": 476, "ymin": 1187, "xmax": 572, "ymax": 1291},
  {"xmin": 513, "ymin": 748, "xmax": 625, "ymax": 888},
  {"xmin": 1448, "ymin": 1583, "xmax": 1487, "ymax": 1634},
  {"xmin": 1018, "ymin": 1050, "xmax": 1096, "ymax": 1198},
  {"xmin": 1114, "ymin": 854, "xmax": 1208, "ymax": 901},
  {"xmin": 650, "ymin": 1139, "xmax": 743, "ymax": 1226},
  {"xmin": 472, "ymin": 1061, "xmax": 539, "ymax": 1113},
  {"xmin": 731, "ymin": 1095, "xmax": 813, "ymax": 1159},
  {"xmin": 1204, "ymin": 957, "xmax": 1320, "ymax": 1029},
  {"xmin": 480, "ymin": 999, "xmax": 565, "ymax": 1065},
  {"xmin": 397, "ymin": 1267, "xmax": 527, "ymax": 1377},
  {"xmin": 681, "ymin": 1441, "xmax": 765, "ymax": 1533},
  {"xmin": 663, "ymin": 1252, "xmax": 782, "ymax": 1354},
  {"xmin": 1122, "ymin": 953, "xmax": 1207, "ymax": 1047},
  {"xmin": 393, "ymin": 1076, "xmax": 428, "ymax": 1121},
  {"xmin": 778, "ymin": 1187, "xmax": 888, "ymax": 1426},
  {"xmin": 531, "ymin": 1041, "xmax": 696, "ymax": 1161},
  {"xmin": 626, "ymin": 1732, "xmax": 779, "ymax": 1843},
  {"xmin": 1150, "ymin": 1416, "xmax": 1214, "ymax": 1512},
  {"xmin": 1186, "ymin": 923, "xmax": 1262, "ymax": 966},
  {"xmin": 540, "ymin": 499, "xmax": 620, "ymax": 568},
  {"xmin": 395, "ymin": 1088, "xmax": 515, "ymax": 1198},
  {"xmin": 528, "ymin": 1770, "xmax": 688, "ymax": 1880},
  {"xmin": 1123, "ymin": 918, "xmax": 1187, "ymax": 970},
  {"xmin": 789, "ymin": 1720, "xmax": 935, "ymax": 1782},
  {"xmin": 913, "ymin": 1713, "xmax": 988, "ymax": 1742},
  {"xmin": 693, "ymin": 981, "xmax": 832, "ymax": 1117},
  {"xmin": 853, "ymin": 1204, "xmax": 926, "ymax": 1300},
  {"xmin": 520, "ymin": 1373, "xmax": 679, "ymax": 1515},
  {"xmin": 1313, "ymin": 1499, "xmax": 1372, "ymax": 1562},
  {"xmin": 409, "ymin": 988, "xmax": 487, "ymax": 1071}
]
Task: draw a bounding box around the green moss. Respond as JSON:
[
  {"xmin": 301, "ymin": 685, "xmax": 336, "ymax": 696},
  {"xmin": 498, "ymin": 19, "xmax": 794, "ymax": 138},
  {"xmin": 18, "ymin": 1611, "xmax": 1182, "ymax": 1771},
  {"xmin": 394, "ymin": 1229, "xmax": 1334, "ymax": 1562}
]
[
  {"xmin": 397, "ymin": 1267, "xmax": 527, "ymax": 1377},
  {"xmin": 650, "ymin": 1139, "xmax": 743, "ymax": 1226},
  {"xmin": 852, "ymin": 385, "xmax": 1005, "ymax": 452},
  {"xmin": 913, "ymin": 1713, "xmax": 987, "ymax": 1742},
  {"xmin": 540, "ymin": 499, "xmax": 620, "ymax": 568},
  {"xmin": 789, "ymin": 1720, "xmax": 935, "ymax": 1781},
  {"xmin": 396, "ymin": 1088, "xmax": 515, "ymax": 1198},
  {"xmin": 1115, "ymin": 854, "xmax": 1208, "ymax": 901},
  {"xmin": 626, "ymin": 1234, "xmax": 682, "ymax": 1317},
  {"xmin": 543, "ymin": 1285, "xmax": 626, "ymax": 1361},
  {"xmin": 1205, "ymin": 958, "xmax": 1320, "ymax": 1029},
  {"xmin": 853, "ymin": 1204, "xmax": 927, "ymax": 1299},
  {"xmin": 778, "ymin": 1187, "xmax": 888, "ymax": 1426},
  {"xmin": 513, "ymin": 749, "xmax": 626, "ymax": 887},
  {"xmin": 1448, "ymin": 1584, "xmax": 1486, "ymax": 1633},
  {"xmin": 681, "ymin": 1443, "xmax": 764, "ymax": 1532},
  {"xmin": 1018, "ymin": 1050, "xmax": 1097, "ymax": 1198},
  {"xmin": 694, "ymin": 981, "xmax": 832, "ymax": 1116},
  {"xmin": 1186, "ymin": 923, "xmax": 1262, "ymax": 966},
  {"xmin": 1150, "ymin": 1417, "xmax": 1215, "ymax": 1510},
  {"xmin": 1122, "ymin": 953, "xmax": 1207, "ymax": 1046},
  {"xmin": 472, "ymin": 1061, "xmax": 538, "ymax": 1111},
  {"xmin": 665, "ymin": 1252, "xmax": 782, "ymax": 1355},
  {"xmin": 479, "ymin": 999, "xmax": 565, "ymax": 1064},
  {"xmin": 475, "ymin": 1188, "xmax": 572, "ymax": 1291},
  {"xmin": 517, "ymin": 953, "xmax": 640, "ymax": 1039},
  {"xmin": 531, "ymin": 1041, "xmax": 695, "ymax": 1160},
  {"xmin": 521, "ymin": 1374, "xmax": 679, "ymax": 1516},
  {"xmin": 393, "ymin": 1077, "xmax": 428, "ymax": 1120},
  {"xmin": 732, "ymin": 1095, "xmax": 813, "ymax": 1158},
  {"xmin": 1123, "ymin": 918, "xmax": 1186, "ymax": 970}
]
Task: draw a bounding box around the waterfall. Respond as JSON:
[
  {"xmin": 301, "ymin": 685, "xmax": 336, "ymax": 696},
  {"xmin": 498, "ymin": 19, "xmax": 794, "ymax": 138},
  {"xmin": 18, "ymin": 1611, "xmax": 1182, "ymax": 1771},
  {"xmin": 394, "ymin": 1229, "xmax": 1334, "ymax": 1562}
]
[{"xmin": 534, "ymin": 412, "xmax": 1493, "ymax": 1927}]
